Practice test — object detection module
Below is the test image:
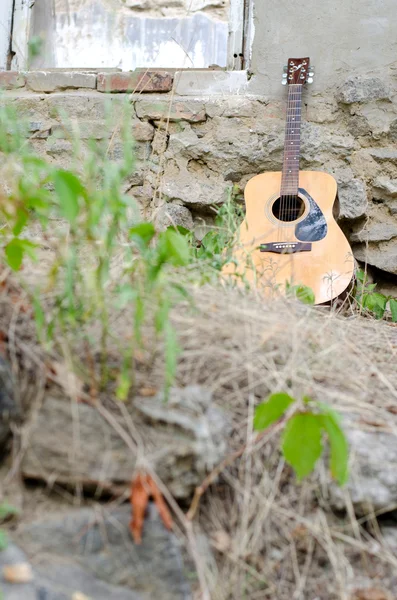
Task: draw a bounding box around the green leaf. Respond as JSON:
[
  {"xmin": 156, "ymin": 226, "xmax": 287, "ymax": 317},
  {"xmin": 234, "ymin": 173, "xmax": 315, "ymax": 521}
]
[
  {"xmin": 320, "ymin": 409, "xmax": 349, "ymax": 486},
  {"xmin": 295, "ymin": 285, "xmax": 315, "ymax": 305},
  {"xmin": 282, "ymin": 413, "xmax": 323, "ymax": 480},
  {"xmin": 355, "ymin": 269, "xmax": 365, "ymax": 283},
  {"xmin": 28, "ymin": 35, "xmax": 44, "ymax": 61},
  {"xmin": 5, "ymin": 239, "xmax": 23, "ymax": 270},
  {"xmin": 390, "ymin": 298, "xmax": 397, "ymax": 323},
  {"xmin": 158, "ymin": 229, "xmax": 190, "ymax": 266},
  {"xmin": 0, "ymin": 502, "xmax": 19, "ymax": 521},
  {"xmin": 0, "ymin": 529, "xmax": 8, "ymax": 550},
  {"xmin": 363, "ymin": 292, "xmax": 387, "ymax": 319},
  {"xmin": 115, "ymin": 284, "xmax": 137, "ymax": 309},
  {"xmin": 134, "ymin": 294, "xmax": 145, "ymax": 344},
  {"xmin": 52, "ymin": 170, "xmax": 85, "ymax": 224},
  {"xmin": 12, "ymin": 208, "xmax": 29, "ymax": 236},
  {"xmin": 253, "ymin": 392, "xmax": 295, "ymax": 431},
  {"xmin": 129, "ymin": 223, "xmax": 156, "ymax": 248},
  {"xmin": 164, "ymin": 323, "xmax": 180, "ymax": 394},
  {"xmin": 155, "ymin": 299, "xmax": 170, "ymax": 334},
  {"xmin": 174, "ymin": 226, "xmax": 190, "ymax": 236},
  {"xmin": 116, "ymin": 365, "xmax": 132, "ymax": 402}
]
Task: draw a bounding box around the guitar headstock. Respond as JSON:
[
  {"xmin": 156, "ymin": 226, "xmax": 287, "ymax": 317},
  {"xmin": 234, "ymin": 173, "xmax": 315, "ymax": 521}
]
[{"xmin": 281, "ymin": 57, "xmax": 314, "ymax": 85}]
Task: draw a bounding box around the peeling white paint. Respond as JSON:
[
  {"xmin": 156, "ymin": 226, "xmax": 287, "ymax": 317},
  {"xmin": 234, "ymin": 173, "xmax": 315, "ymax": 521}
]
[
  {"xmin": 11, "ymin": 0, "xmax": 33, "ymax": 70},
  {"xmin": 31, "ymin": 0, "xmax": 228, "ymax": 70},
  {"xmin": 0, "ymin": 0, "xmax": 13, "ymax": 70}
]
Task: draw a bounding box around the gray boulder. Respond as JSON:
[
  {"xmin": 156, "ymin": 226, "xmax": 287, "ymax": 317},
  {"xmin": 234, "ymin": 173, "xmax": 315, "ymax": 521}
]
[
  {"xmin": 12, "ymin": 505, "xmax": 191, "ymax": 599},
  {"xmin": 329, "ymin": 420, "xmax": 397, "ymax": 513},
  {"xmin": 21, "ymin": 386, "xmax": 230, "ymax": 499}
]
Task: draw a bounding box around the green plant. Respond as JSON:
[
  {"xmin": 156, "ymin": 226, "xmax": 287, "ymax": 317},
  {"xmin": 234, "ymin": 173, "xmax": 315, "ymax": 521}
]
[
  {"xmin": 254, "ymin": 392, "xmax": 349, "ymax": 484},
  {"xmin": 285, "ymin": 282, "xmax": 315, "ymax": 305},
  {"xmin": 0, "ymin": 101, "xmax": 192, "ymax": 397},
  {"xmin": 115, "ymin": 223, "xmax": 191, "ymax": 399},
  {"xmin": 355, "ymin": 269, "xmax": 397, "ymax": 321},
  {"xmin": 189, "ymin": 189, "xmax": 244, "ymax": 271},
  {"xmin": 0, "ymin": 502, "xmax": 20, "ymax": 551}
]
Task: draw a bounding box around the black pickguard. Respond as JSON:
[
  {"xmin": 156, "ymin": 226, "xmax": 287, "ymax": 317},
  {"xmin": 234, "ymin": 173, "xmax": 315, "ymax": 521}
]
[{"xmin": 295, "ymin": 188, "xmax": 327, "ymax": 242}]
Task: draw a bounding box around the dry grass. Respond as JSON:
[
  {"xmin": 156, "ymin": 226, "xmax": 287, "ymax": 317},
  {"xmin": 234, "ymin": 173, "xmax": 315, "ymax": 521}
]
[{"xmin": 2, "ymin": 269, "xmax": 397, "ymax": 599}]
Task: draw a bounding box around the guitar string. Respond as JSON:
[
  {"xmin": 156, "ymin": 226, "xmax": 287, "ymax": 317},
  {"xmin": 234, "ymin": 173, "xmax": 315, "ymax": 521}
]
[
  {"xmin": 283, "ymin": 84, "xmax": 298, "ymax": 241},
  {"xmin": 282, "ymin": 83, "xmax": 297, "ymax": 243},
  {"xmin": 284, "ymin": 82, "xmax": 302, "ymax": 245}
]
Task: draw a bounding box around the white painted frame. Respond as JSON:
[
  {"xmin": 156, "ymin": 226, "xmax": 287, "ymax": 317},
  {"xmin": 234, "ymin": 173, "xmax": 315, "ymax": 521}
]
[
  {"xmin": 227, "ymin": 0, "xmax": 254, "ymax": 70},
  {"xmin": 6, "ymin": 0, "xmax": 254, "ymax": 72},
  {"xmin": 0, "ymin": 0, "xmax": 14, "ymax": 70},
  {"xmin": 11, "ymin": 0, "xmax": 33, "ymax": 71}
]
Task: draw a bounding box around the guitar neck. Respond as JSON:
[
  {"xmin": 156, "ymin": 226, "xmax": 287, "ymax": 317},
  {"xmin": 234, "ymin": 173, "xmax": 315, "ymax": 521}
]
[{"xmin": 280, "ymin": 84, "xmax": 303, "ymax": 197}]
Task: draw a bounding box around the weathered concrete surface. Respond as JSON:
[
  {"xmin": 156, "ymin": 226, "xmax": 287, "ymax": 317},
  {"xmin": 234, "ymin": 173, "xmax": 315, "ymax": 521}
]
[{"xmin": 250, "ymin": 0, "xmax": 397, "ymax": 97}]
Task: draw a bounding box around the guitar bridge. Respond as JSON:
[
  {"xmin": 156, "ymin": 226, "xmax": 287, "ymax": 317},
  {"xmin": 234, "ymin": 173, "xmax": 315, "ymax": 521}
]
[{"xmin": 259, "ymin": 242, "xmax": 312, "ymax": 254}]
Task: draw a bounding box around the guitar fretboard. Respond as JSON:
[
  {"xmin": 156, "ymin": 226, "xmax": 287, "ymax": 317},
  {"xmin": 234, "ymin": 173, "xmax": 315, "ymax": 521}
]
[{"xmin": 280, "ymin": 84, "xmax": 302, "ymax": 197}]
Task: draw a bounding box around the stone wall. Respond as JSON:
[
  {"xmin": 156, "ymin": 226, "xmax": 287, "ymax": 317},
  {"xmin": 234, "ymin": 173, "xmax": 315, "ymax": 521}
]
[{"xmin": 1, "ymin": 69, "xmax": 397, "ymax": 284}]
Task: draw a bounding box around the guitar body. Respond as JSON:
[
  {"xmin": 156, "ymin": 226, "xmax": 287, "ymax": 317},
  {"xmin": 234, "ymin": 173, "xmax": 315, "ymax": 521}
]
[{"xmin": 223, "ymin": 170, "xmax": 355, "ymax": 305}]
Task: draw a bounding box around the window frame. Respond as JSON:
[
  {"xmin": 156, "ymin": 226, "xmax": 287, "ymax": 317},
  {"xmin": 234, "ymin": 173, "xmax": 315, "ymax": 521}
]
[{"xmin": 5, "ymin": 0, "xmax": 254, "ymax": 74}]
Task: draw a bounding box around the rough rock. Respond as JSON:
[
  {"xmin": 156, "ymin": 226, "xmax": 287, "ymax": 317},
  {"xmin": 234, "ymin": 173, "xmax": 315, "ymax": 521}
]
[
  {"xmin": 0, "ymin": 544, "xmax": 36, "ymax": 600},
  {"xmin": 380, "ymin": 526, "xmax": 397, "ymax": 554},
  {"xmin": 300, "ymin": 123, "xmax": 356, "ymax": 162},
  {"xmin": 21, "ymin": 386, "xmax": 230, "ymax": 498},
  {"xmin": 0, "ymin": 356, "xmax": 18, "ymax": 450},
  {"xmin": 135, "ymin": 386, "xmax": 230, "ymax": 472},
  {"xmin": 354, "ymin": 102, "xmax": 397, "ymax": 138},
  {"xmin": 306, "ymin": 97, "xmax": 338, "ymax": 123},
  {"xmin": 353, "ymin": 241, "xmax": 397, "ymax": 275},
  {"xmin": 337, "ymin": 179, "xmax": 368, "ymax": 220},
  {"xmin": 133, "ymin": 120, "xmax": 155, "ymax": 141},
  {"xmin": 350, "ymin": 222, "xmax": 397, "ymax": 243},
  {"xmin": 336, "ymin": 76, "xmax": 392, "ymax": 104},
  {"xmin": 152, "ymin": 128, "xmax": 169, "ymax": 154},
  {"xmin": 368, "ymin": 148, "xmax": 397, "ymax": 163},
  {"xmin": 372, "ymin": 176, "xmax": 397, "ymax": 198},
  {"xmin": 350, "ymin": 589, "xmax": 393, "ymax": 600},
  {"xmin": 0, "ymin": 72, "xmax": 26, "ymax": 90},
  {"xmin": 390, "ymin": 118, "xmax": 397, "ymax": 141},
  {"xmin": 329, "ymin": 419, "xmax": 397, "ymax": 512},
  {"xmin": 26, "ymin": 72, "xmax": 97, "ymax": 93},
  {"xmin": 154, "ymin": 203, "xmax": 194, "ymax": 231},
  {"xmin": 162, "ymin": 157, "xmax": 232, "ymax": 207},
  {"xmin": 135, "ymin": 98, "xmax": 206, "ymax": 122},
  {"xmin": 14, "ymin": 505, "xmax": 191, "ymax": 599},
  {"xmin": 97, "ymin": 71, "xmax": 173, "ymax": 93}
]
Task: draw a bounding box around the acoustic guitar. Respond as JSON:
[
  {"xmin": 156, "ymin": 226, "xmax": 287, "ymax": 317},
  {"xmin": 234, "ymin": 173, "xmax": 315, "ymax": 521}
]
[{"xmin": 223, "ymin": 57, "xmax": 355, "ymax": 304}]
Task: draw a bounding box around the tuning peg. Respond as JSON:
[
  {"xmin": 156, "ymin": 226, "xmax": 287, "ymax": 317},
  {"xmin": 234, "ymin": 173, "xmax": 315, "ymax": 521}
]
[
  {"xmin": 282, "ymin": 73, "xmax": 287, "ymax": 79},
  {"xmin": 281, "ymin": 79, "xmax": 287, "ymax": 85},
  {"xmin": 306, "ymin": 77, "xmax": 314, "ymax": 84},
  {"xmin": 283, "ymin": 65, "xmax": 288, "ymax": 73}
]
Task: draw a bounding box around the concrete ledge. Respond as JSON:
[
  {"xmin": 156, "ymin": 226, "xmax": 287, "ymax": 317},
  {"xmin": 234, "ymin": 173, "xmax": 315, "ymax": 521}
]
[
  {"xmin": 97, "ymin": 71, "xmax": 174, "ymax": 93},
  {"xmin": 26, "ymin": 71, "xmax": 97, "ymax": 92},
  {"xmin": 173, "ymin": 70, "xmax": 249, "ymax": 96},
  {"xmin": 1, "ymin": 69, "xmax": 249, "ymax": 96},
  {"xmin": 0, "ymin": 71, "xmax": 26, "ymax": 90}
]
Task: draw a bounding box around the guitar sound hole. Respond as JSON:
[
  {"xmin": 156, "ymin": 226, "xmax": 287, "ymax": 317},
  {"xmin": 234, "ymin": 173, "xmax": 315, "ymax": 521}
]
[{"xmin": 272, "ymin": 196, "xmax": 305, "ymax": 222}]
